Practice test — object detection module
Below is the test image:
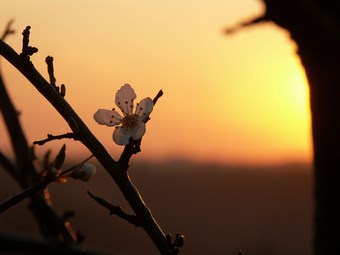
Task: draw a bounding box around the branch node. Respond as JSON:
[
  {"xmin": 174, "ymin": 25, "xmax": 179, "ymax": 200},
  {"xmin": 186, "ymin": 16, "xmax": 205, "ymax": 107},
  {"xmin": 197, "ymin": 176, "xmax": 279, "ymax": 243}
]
[
  {"xmin": 118, "ymin": 138, "xmax": 142, "ymax": 171},
  {"xmin": 20, "ymin": 26, "xmax": 38, "ymax": 64},
  {"xmin": 45, "ymin": 56, "xmax": 66, "ymax": 97},
  {"xmin": 45, "ymin": 56, "xmax": 56, "ymax": 87}
]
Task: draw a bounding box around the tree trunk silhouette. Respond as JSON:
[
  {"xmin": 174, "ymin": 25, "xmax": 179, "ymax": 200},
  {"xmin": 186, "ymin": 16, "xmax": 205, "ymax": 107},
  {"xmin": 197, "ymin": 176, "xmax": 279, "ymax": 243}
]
[{"xmin": 260, "ymin": 1, "xmax": 340, "ymax": 254}]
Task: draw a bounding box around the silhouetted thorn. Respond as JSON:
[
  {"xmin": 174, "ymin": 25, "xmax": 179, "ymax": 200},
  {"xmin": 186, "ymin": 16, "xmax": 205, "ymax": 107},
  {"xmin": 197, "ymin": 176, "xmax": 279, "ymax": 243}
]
[
  {"xmin": 153, "ymin": 89, "xmax": 163, "ymax": 105},
  {"xmin": 143, "ymin": 89, "xmax": 163, "ymax": 124},
  {"xmin": 87, "ymin": 191, "xmax": 141, "ymax": 227}
]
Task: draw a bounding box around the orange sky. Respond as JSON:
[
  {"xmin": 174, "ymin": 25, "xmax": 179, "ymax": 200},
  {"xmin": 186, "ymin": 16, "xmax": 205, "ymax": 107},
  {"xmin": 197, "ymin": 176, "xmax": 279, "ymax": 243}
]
[{"xmin": 0, "ymin": 0, "xmax": 312, "ymax": 165}]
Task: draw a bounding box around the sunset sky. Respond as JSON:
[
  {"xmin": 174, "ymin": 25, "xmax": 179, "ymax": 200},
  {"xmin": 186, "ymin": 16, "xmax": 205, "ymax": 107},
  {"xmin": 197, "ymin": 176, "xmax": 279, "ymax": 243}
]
[{"xmin": 0, "ymin": 0, "xmax": 312, "ymax": 165}]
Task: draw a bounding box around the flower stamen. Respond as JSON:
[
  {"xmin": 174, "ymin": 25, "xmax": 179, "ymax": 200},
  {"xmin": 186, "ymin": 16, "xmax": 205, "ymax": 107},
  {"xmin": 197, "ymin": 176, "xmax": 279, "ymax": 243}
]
[
  {"xmin": 94, "ymin": 84, "xmax": 153, "ymax": 145},
  {"xmin": 121, "ymin": 114, "xmax": 139, "ymax": 129}
]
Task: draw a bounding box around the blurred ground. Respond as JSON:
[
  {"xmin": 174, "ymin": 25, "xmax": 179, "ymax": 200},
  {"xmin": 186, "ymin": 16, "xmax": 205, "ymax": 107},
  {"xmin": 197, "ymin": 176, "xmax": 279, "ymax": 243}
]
[{"xmin": 0, "ymin": 161, "xmax": 313, "ymax": 255}]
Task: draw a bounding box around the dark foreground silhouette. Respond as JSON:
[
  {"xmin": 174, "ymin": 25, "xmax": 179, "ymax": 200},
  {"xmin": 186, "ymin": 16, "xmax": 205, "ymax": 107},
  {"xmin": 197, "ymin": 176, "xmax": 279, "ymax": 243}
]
[{"xmin": 0, "ymin": 161, "xmax": 312, "ymax": 255}]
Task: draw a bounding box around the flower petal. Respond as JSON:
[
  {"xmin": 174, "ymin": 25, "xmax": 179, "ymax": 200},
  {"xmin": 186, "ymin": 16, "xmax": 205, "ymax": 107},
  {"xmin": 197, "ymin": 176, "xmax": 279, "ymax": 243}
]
[
  {"xmin": 94, "ymin": 109, "xmax": 122, "ymax": 126},
  {"xmin": 113, "ymin": 126, "xmax": 132, "ymax": 145},
  {"xmin": 135, "ymin": 97, "xmax": 153, "ymax": 118},
  {"xmin": 132, "ymin": 122, "xmax": 146, "ymax": 140},
  {"xmin": 115, "ymin": 84, "xmax": 137, "ymax": 115}
]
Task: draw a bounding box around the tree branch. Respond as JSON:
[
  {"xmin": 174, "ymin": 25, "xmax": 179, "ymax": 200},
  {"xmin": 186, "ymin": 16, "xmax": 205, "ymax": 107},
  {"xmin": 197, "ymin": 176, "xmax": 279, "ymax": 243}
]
[
  {"xmin": 0, "ymin": 153, "xmax": 94, "ymax": 214},
  {"xmin": 87, "ymin": 191, "xmax": 140, "ymax": 227},
  {"xmin": 0, "ymin": 179, "xmax": 49, "ymax": 213},
  {"xmin": 1, "ymin": 19, "xmax": 15, "ymax": 41},
  {"xmin": 33, "ymin": 132, "xmax": 78, "ymax": 146},
  {"xmin": 0, "ymin": 29, "xmax": 173, "ymax": 254},
  {"xmin": 0, "ymin": 25, "xmax": 78, "ymax": 242}
]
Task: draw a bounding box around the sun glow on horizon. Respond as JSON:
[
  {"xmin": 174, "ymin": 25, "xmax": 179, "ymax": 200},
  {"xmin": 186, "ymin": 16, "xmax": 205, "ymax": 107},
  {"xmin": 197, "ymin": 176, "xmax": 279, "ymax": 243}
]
[{"xmin": 0, "ymin": 0, "xmax": 312, "ymax": 166}]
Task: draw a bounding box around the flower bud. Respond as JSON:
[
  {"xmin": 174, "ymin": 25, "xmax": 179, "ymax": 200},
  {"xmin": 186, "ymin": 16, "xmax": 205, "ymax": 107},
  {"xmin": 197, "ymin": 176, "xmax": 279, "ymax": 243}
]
[
  {"xmin": 71, "ymin": 163, "xmax": 96, "ymax": 181},
  {"xmin": 174, "ymin": 233, "xmax": 185, "ymax": 248}
]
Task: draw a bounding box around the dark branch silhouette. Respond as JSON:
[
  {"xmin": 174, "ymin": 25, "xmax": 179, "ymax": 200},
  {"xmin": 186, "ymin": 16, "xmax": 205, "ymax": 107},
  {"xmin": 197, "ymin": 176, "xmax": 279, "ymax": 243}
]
[
  {"xmin": 0, "ymin": 26, "xmax": 176, "ymax": 254},
  {"xmin": 45, "ymin": 55, "xmax": 66, "ymax": 97},
  {"xmin": 87, "ymin": 191, "xmax": 141, "ymax": 227},
  {"xmin": 33, "ymin": 132, "xmax": 78, "ymax": 145},
  {"xmin": 1, "ymin": 19, "xmax": 15, "ymax": 40}
]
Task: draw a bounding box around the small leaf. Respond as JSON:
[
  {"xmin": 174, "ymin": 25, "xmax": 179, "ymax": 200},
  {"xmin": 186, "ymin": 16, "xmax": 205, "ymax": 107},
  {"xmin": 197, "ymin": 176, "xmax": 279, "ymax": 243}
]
[
  {"xmin": 43, "ymin": 149, "xmax": 51, "ymax": 170},
  {"xmin": 54, "ymin": 144, "xmax": 66, "ymax": 169}
]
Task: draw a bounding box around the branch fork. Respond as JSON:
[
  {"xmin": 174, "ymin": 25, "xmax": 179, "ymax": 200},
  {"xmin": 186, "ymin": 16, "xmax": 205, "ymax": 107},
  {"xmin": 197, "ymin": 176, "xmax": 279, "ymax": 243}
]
[{"xmin": 0, "ymin": 25, "xmax": 178, "ymax": 254}]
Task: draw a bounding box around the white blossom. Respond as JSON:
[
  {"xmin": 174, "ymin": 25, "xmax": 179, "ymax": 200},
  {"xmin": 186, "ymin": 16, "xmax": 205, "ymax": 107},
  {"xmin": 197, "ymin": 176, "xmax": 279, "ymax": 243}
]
[
  {"xmin": 70, "ymin": 163, "xmax": 96, "ymax": 181},
  {"xmin": 94, "ymin": 84, "xmax": 153, "ymax": 145}
]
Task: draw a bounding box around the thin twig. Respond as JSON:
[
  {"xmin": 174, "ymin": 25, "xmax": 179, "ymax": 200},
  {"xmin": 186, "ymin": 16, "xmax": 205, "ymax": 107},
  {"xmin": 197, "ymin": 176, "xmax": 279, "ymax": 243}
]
[
  {"xmin": 45, "ymin": 56, "xmax": 66, "ymax": 97},
  {"xmin": 33, "ymin": 132, "xmax": 78, "ymax": 146},
  {"xmin": 1, "ymin": 19, "xmax": 15, "ymax": 41},
  {"xmin": 0, "ymin": 26, "xmax": 78, "ymax": 242},
  {"xmin": 224, "ymin": 15, "xmax": 268, "ymax": 34},
  {"xmin": 0, "ymin": 180, "xmax": 49, "ymax": 213},
  {"xmin": 20, "ymin": 26, "xmax": 38, "ymax": 63},
  {"xmin": 0, "ymin": 51, "xmax": 40, "ymax": 186},
  {"xmin": 0, "ymin": 154, "xmax": 94, "ymax": 213},
  {"xmin": 87, "ymin": 191, "xmax": 140, "ymax": 227},
  {"xmin": 45, "ymin": 56, "xmax": 56, "ymax": 87},
  {"xmin": 153, "ymin": 89, "xmax": 164, "ymax": 105}
]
